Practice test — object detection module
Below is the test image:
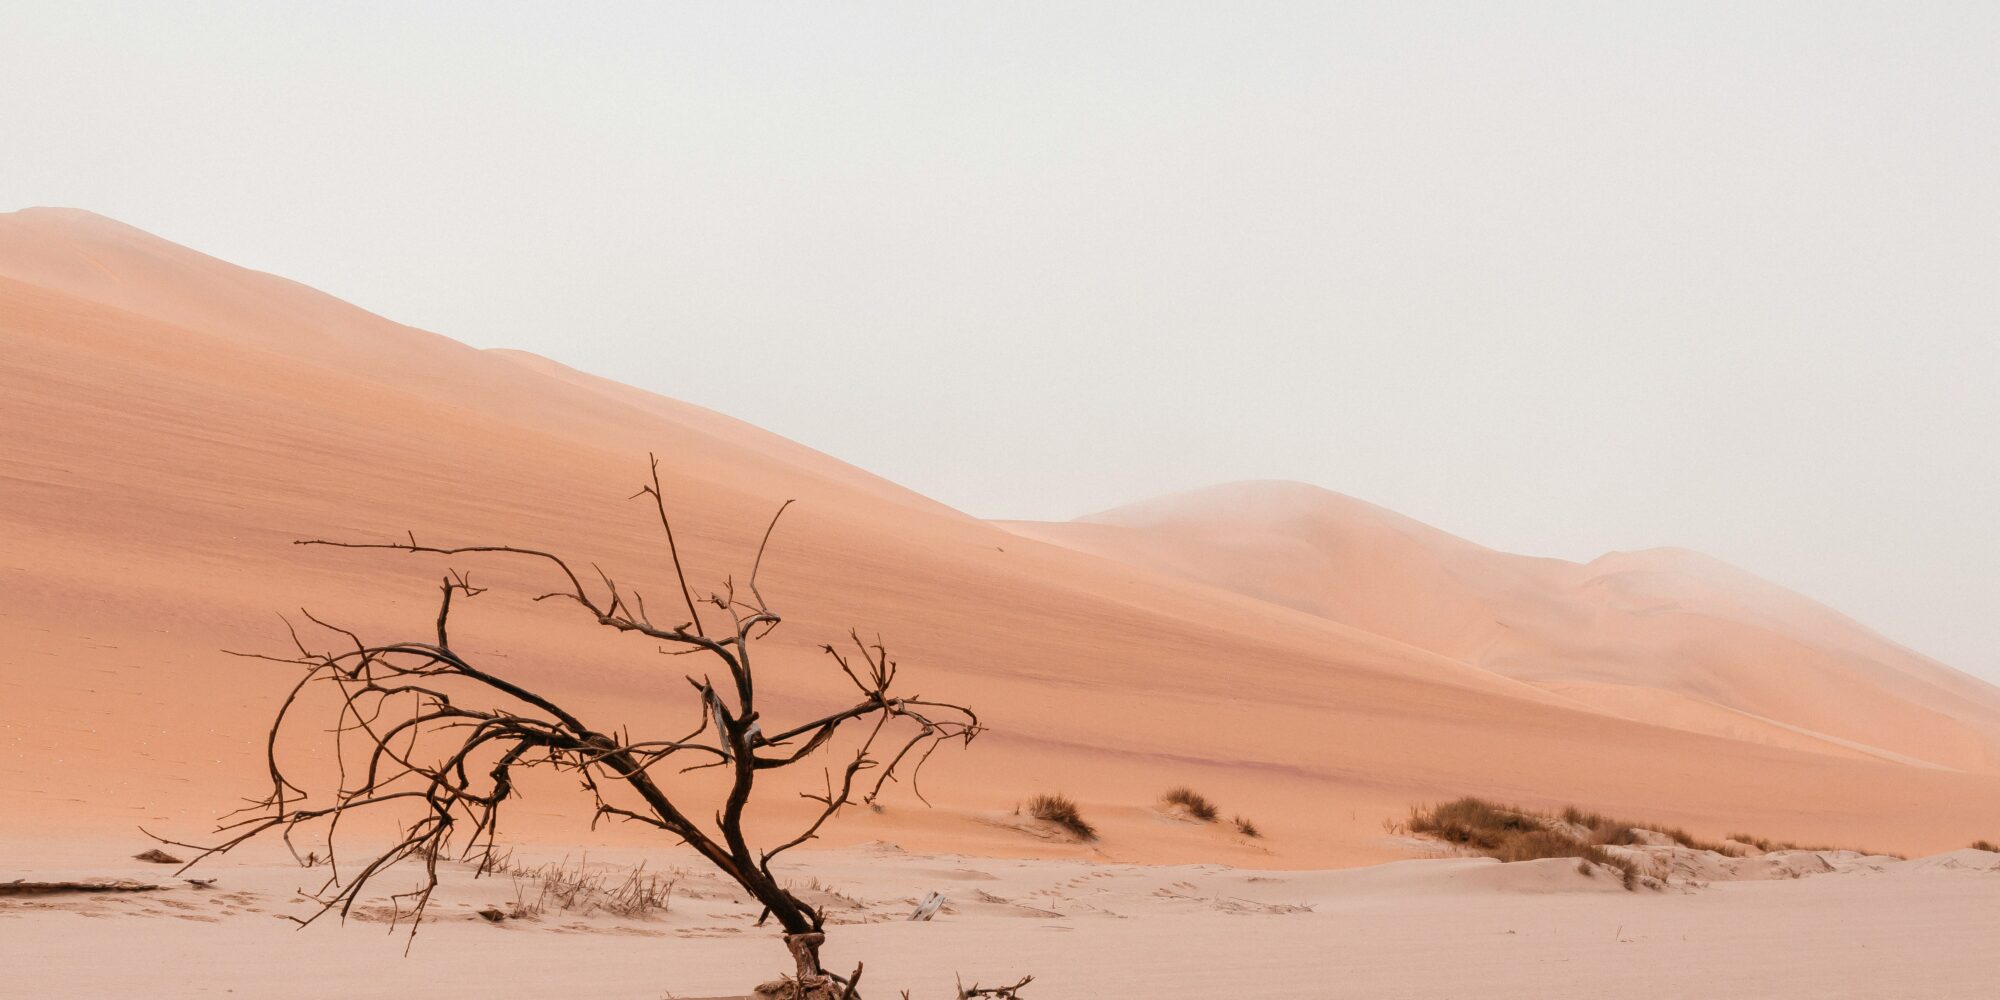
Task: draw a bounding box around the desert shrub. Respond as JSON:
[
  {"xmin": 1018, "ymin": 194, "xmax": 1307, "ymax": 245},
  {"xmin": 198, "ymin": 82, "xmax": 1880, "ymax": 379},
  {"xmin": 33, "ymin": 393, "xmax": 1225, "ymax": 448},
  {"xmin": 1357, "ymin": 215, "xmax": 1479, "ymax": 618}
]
[
  {"xmin": 1410, "ymin": 797, "xmax": 1647, "ymax": 889},
  {"xmin": 1413, "ymin": 797, "xmax": 1897, "ymax": 889},
  {"xmin": 1493, "ymin": 829, "xmax": 1640, "ymax": 888},
  {"xmin": 1973, "ymin": 839, "xmax": 1999, "ymax": 853},
  {"xmin": 1232, "ymin": 815, "xmax": 1262, "ymax": 839},
  {"xmin": 1489, "ymin": 827, "xmax": 1587, "ymax": 863},
  {"xmin": 1407, "ymin": 797, "xmax": 1542, "ymax": 851},
  {"xmin": 1565, "ymin": 807, "xmax": 1738, "ymax": 855},
  {"xmin": 1029, "ymin": 793, "xmax": 1098, "ymax": 842},
  {"xmin": 1162, "ymin": 786, "xmax": 1220, "ymax": 822}
]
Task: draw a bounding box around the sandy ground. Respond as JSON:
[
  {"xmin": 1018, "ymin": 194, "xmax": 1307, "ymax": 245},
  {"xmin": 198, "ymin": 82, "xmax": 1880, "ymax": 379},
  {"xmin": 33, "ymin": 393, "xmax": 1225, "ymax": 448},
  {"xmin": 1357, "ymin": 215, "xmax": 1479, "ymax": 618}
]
[{"xmin": 6, "ymin": 837, "xmax": 2000, "ymax": 999}]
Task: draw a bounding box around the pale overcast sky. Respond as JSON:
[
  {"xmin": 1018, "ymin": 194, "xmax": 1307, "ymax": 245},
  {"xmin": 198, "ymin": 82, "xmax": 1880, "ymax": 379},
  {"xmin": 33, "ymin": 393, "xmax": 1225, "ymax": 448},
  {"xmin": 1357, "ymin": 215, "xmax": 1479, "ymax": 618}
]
[{"xmin": 5, "ymin": 3, "xmax": 1995, "ymax": 678}]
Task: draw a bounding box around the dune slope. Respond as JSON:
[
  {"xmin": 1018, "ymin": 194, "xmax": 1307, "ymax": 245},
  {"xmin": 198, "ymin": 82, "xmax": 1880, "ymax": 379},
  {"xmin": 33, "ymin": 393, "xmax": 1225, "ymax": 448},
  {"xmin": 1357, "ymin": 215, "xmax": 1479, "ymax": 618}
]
[
  {"xmin": 5, "ymin": 208, "xmax": 2000, "ymax": 867},
  {"xmin": 1005, "ymin": 480, "xmax": 2000, "ymax": 771}
]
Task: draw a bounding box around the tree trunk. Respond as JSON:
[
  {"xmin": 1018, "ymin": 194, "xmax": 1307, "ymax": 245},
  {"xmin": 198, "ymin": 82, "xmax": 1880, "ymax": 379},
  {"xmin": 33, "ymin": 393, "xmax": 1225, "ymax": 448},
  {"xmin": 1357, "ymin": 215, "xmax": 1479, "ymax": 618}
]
[
  {"xmin": 752, "ymin": 932, "xmax": 837, "ymax": 999},
  {"xmin": 786, "ymin": 931, "xmax": 825, "ymax": 978}
]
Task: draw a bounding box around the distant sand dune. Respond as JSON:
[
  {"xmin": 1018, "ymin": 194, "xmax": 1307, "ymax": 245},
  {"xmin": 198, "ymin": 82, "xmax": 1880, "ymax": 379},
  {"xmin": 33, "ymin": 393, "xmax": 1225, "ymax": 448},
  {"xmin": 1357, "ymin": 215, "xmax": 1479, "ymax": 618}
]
[{"xmin": 1004, "ymin": 479, "xmax": 2000, "ymax": 772}]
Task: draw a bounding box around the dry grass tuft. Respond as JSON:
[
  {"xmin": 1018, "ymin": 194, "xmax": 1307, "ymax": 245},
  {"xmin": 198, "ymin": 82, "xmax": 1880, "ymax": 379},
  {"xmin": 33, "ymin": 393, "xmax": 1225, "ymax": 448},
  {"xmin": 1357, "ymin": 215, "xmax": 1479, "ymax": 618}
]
[
  {"xmin": 1559, "ymin": 806, "xmax": 1741, "ymax": 855},
  {"xmin": 1727, "ymin": 832, "xmax": 1783, "ymax": 852},
  {"xmin": 1232, "ymin": 815, "xmax": 1262, "ymax": 839},
  {"xmin": 1413, "ymin": 797, "xmax": 1902, "ymax": 891},
  {"xmin": 493, "ymin": 855, "xmax": 680, "ymax": 920},
  {"xmin": 1972, "ymin": 839, "xmax": 1999, "ymax": 853},
  {"xmin": 1411, "ymin": 798, "xmax": 1646, "ymax": 889},
  {"xmin": 1029, "ymin": 793, "xmax": 1098, "ymax": 842},
  {"xmin": 1725, "ymin": 831, "xmax": 1896, "ymax": 857},
  {"xmin": 1416, "ymin": 797, "xmax": 1541, "ymax": 847},
  {"xmin": 1162, "ymin": 786, "xmax": 1220, "ymax": 822}
]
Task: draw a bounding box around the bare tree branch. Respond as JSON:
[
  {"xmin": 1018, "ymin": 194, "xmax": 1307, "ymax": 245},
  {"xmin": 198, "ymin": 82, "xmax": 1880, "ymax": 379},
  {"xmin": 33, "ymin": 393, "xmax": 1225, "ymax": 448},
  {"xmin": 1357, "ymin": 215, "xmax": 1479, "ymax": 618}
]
[{"xmin": 169, "ymin": 461, "xmax": 985, "ymax": 995}]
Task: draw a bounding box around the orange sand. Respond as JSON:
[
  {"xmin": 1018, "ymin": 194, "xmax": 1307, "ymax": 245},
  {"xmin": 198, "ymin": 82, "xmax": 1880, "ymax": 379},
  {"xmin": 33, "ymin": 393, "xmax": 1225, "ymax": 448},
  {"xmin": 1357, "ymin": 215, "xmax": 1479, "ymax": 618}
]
[{"xmin": 6, "ymin": 206, "xmax": 2000, "ymax": 872}]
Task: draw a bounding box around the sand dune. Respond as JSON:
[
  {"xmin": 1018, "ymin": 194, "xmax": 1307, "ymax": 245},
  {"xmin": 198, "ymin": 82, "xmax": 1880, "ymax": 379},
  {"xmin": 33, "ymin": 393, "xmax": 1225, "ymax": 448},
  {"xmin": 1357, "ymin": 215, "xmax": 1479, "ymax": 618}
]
[
  {"xmin": 1005, "ymin": 479, "xmax": 2000, "ymax": 772},
  {"xmin": 6, "ymin": 207, "xmax": 2000, "ymax": 875}
]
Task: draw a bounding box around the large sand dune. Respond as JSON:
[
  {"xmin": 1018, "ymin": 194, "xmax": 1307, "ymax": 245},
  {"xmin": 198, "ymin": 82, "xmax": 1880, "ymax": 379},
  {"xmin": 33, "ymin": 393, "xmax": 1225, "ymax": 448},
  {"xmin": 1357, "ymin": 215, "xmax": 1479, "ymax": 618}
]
[
  {"xmin": 6, "ymin": 206, "xmax": 2000, "ymax": 870},
  {"xmin": 1006, "ymin": 480, "xmax": 2000, "ymax": 772}
]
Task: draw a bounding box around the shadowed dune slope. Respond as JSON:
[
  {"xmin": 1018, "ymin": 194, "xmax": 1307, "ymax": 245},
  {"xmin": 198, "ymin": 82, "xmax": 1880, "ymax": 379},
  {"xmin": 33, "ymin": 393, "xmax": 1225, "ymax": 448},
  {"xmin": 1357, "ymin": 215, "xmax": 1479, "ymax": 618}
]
[
  {"xmin": 6, "ymin": 207, "xmax": 2000, "ymax": 866},
  {"xmin": 1005, "ymin": 480, "xmax": 2000, "ymax": 772}
]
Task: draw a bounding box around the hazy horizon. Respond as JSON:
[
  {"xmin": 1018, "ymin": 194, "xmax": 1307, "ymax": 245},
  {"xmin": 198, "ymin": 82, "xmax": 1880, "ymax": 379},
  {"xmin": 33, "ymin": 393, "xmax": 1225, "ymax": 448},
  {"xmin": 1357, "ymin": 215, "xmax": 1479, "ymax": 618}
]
[{"xmin": 5, "ymin": 3, "xmax": 1994, "ymax": 679}]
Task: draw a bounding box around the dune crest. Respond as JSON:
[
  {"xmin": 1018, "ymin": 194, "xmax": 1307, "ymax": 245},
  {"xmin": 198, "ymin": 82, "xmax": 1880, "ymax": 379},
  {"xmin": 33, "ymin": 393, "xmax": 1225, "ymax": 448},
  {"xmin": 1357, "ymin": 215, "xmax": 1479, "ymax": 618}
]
[{"xmin": 1007, "ymin": 480, "xmax": 2000, "ymax": 771}]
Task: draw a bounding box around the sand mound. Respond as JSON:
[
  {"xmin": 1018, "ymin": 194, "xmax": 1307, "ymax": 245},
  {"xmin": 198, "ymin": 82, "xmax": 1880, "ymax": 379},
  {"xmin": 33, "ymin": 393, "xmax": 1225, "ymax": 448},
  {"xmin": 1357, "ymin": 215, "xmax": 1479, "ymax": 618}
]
[{"xmin": 1894, "ymin": 848, "xmax": 2000, "ymax": 874}]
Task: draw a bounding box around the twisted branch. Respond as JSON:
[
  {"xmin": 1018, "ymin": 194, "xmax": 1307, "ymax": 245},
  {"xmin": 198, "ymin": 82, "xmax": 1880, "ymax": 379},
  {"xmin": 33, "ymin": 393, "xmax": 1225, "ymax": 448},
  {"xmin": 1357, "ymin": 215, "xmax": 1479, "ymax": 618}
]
[{"xmin": 163, "ymin": 458, "xmax": 982, "ymax": 988}]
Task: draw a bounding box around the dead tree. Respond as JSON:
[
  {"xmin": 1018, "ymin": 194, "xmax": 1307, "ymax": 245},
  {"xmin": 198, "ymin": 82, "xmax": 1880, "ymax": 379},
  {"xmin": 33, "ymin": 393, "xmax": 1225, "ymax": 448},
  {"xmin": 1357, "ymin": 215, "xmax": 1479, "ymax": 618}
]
[{"xmin": 156, "ymin": 457, "xmax": 982, "ymax": 998}]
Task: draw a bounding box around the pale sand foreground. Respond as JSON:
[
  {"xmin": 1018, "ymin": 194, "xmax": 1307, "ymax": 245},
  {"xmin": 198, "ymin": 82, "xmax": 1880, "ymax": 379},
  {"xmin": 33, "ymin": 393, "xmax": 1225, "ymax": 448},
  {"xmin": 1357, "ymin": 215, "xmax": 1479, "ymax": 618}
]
[{"xmin": 5, "ymin": 839, "xmax": 2000, "ymax": 999}]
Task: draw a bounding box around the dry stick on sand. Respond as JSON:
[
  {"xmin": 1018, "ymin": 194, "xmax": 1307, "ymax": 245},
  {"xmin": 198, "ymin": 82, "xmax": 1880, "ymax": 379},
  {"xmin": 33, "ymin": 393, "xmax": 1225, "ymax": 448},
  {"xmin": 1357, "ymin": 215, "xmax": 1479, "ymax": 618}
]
[
  {"xmin": 1, "ymin": 879, "xmax": 161, "ymax": 896},
  {"xmin": 150, "ymin": 457, "xmax": 1022, "ymax": 998},
  {"xmin": 955, "ymin": 975, "xmax": 1035, "ymax": 998}
]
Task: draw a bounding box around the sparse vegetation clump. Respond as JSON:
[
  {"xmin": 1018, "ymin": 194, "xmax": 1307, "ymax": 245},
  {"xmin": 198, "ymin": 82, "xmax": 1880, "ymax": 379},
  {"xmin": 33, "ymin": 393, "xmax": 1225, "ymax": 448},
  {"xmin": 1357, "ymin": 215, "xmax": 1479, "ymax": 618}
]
[
  {"xmin": 1158, "ymin": 785, "xmax": 1261, "ymax": 840},
  {"xmin": 1562, "ymin": 806, "xmax": 1739, "ymax": 855},
  {"xmin": 496, "ymin": 855, "xmax": 680, "ymax": 920},
  {"xmin": 1410, "ymin": 798, "xmax": 1645, "ymax": 889},
  {"xmin": 1410, "ymin": 796, "xmax": 1905, "ymax": 892},
  {"xmin": 1029, "ymin": 794, "xmax": 1098, "ymax": 842},
  {"xmin": 1416, "ymin": 797, "xmax": 1540, "ymax": 846},
  {"xmin": 1726, "ymin": 831, "xmax": 1896, "ymax": 857},
  {"xmin": 1162, "ymin": 786, "xmax": 1219, "ymax": 822},
  {"xmin": 1972, "ymin": 839, "xmax": 1998, "ymax": 853},
  {"xmin": 1728, "ymin": 832, "xmax": 1785, "ymax": 852}
]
